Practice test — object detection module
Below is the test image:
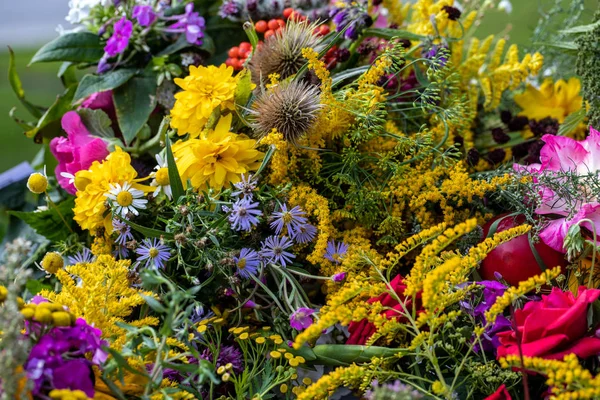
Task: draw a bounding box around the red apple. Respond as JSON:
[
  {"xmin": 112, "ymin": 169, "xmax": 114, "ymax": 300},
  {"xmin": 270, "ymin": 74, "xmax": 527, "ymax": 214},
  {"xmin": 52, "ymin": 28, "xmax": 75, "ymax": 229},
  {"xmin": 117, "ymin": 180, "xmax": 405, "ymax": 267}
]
[{"xmin": 479, "ymin": 213, "xmax": 567, "ymax": 286}]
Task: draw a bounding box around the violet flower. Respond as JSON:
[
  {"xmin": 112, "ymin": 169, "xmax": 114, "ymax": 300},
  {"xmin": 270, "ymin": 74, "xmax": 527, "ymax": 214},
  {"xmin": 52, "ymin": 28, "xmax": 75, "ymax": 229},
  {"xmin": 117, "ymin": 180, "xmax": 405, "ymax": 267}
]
[
  {"xmin": 270, "ymin": 204, "xmax": 307, "ymax": 235},
  {"xmin": 133, "ymin": 5, "xmax": 157, "ymax": 27},
  {"xmin": 136, "ymin": 238, "xmax": 171, "ymax": 269},
  {"xmin": 324, "ymin": 240, "xmax": 348, "ymax": 264},
  {"xmin": 113, "ymin": 218, "xmax": 133, "ymax": 245},
  {"xmin": 290, "ymin": 307, "xmax": 315, "ymax": 330},
  {"xmin": 291, "ymin": 223, "xmax": 317, "ymax": 244},
  {"xmin": 165, "ymin": 3, "xmax": 206, "ymax": 45},
  {"xmin": 67, "ymin": 247, "xmax": 94, "ymax": 265},
  {"xmin": 199, "ymin": 345, "xmax": 243, "ymax": 374},
  {"xmin": 234, "ymin": 248, "xmax": 260, "ymax": 279},
  {"xmin": 105, "ymin": 17, "xmax": 133, "ymax": 57},
  {"xmin": 332, "ymin": 272, "xmax": 347, "ymax": 282},
  {"xmin": 228, "ymin": 198, "xmax": 262, "ymax": 231},
  {"xmin": 261, "ymin": 235, "xmax": 295, "ymax": 267}
]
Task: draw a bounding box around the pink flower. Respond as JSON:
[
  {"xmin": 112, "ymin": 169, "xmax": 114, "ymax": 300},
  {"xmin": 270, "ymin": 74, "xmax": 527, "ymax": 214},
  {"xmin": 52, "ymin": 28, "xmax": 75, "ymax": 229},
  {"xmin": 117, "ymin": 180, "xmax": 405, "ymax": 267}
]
[
  {"xmin": 290, "ymin": 307, "xmax": 315, "ymax": 330},
  {"xmin": 81, "ymin": 90, "xmax": 116, "ymax": 121},
  {"xmin": 513, "ymin": 127, "xmax": 600, "ymax": 252},
  {"xmin": 50, "ymin": 111, "xmax": 109, "ymax": 194}
]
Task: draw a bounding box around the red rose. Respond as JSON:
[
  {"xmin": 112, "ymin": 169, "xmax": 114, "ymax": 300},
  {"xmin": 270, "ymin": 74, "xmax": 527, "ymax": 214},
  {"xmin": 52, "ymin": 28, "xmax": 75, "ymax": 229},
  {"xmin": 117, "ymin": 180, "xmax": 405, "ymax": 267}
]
[
  {"xmin": 496, "ymin": 286, "xmax": 600, "ymax": 360},
  {"xmin": 485, "ymin": 384, "xmax": 512, "ymax": 400},
  {"xmin": 347, "ymin": 274, "xmax": 422, "ymax": 345}
]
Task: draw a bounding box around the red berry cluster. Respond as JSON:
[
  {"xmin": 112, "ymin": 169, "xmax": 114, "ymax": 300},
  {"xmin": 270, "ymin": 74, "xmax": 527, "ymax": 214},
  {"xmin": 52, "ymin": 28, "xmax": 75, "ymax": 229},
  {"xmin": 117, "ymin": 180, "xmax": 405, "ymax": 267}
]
[{"xmin": 226, "ymin": 41, "xmax": 253, "ymax": 70}]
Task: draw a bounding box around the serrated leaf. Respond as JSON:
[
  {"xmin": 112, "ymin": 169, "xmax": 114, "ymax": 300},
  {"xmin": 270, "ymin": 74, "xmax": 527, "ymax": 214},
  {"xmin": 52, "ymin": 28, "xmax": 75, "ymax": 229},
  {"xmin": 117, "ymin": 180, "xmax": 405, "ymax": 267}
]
[
  {"xmin": 8, "ymin": 47, "xmax": 44, "ymax": 118},
  {"xmin": 558, "ymin": 108, "xmax": 586, "ymax": 137},
  {"xmin": 234, "ymin": 69, "xmax": 254, "ymax": 107},
  {"xmin": 74, "ymin": 69, "xmax": 137, "ymax": 102},
  {"xmin": 113, "ymin": 72, "xmax": 157, "ymax": 145},
  {"xmin": 165, "ymin": 136, "xmax": 185, "ymax": 200},
  {"xmin": 78, "ymin": 108, "xmax": 115, "ymax": 138},
  {"xmin": 25, "ymin": 85, "xmax": 76, "ymax": 141},
  {"xmin": 31, "ymin": 32, "xmax": 104, "ymax": 64},
  {"xmin": 8, "ymin": 197, "xmax": 75, "ymax": 241}
]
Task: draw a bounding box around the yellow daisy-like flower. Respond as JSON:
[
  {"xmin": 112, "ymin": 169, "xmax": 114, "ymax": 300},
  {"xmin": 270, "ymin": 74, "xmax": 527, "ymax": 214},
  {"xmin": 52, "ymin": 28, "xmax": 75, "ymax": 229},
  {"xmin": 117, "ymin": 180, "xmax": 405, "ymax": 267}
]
[
  {"xmin": 514, "ymin": 77, "xmax": 583, "ymax": 123},
  {"xmin": 73, "ymin": 147, "xmax": 152, "ymax": 234},
  {"xmin": 173, "ymin": 114, "xmax": 263, "ymax": 192},
  {"xmin": 170, "ymin": 64, "xmax": 240, "ymax": 138}
]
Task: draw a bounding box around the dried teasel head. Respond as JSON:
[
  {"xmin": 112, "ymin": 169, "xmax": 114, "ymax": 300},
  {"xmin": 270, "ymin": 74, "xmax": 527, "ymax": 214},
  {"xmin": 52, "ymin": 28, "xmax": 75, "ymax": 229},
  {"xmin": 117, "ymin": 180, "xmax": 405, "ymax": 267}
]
[
  {"xmin": 248, "ymin": 20, "xmax": 324, "ymax": 85},
  {"xmin": 248, "ymin": 79, "xmax": 322, "ymax": 144}
]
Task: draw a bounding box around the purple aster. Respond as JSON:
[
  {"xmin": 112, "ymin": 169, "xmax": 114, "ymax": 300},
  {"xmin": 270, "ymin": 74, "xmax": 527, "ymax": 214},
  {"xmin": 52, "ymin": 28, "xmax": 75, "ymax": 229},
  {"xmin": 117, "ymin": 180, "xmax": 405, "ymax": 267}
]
[
  {"xmin": 113, "ymin": 245, "xmax": 129, "ymax": 259},
  {"xmin": 231, "ymin": 174, "xmax": 258, "ymax": 199},
  {"xmin": 261, "ymin": 235, "xmax": 295, "ymax": 267},
  {"xmin": 67, "ymin": 247, "xmax": 93, "ymax": 265},
  {"xmin": 113, "ymin": 218, "xmax": 133, "ymax": 245},
  {"xmin": 97, "ymin": 55, "xmax": 112, "ymax": 73},
  {"xmin": 199, "ymin": 345, "xmax": 243, "ymax": 374},
  {"xmin": 133, "ymin": 5, "xmax": 157, "ymax": 27},
  {"xmin": 291, "ymin": 223, "xmax": 317, "ymax": 244},
  {"xmin": 104, "ymin": 17, "xmax": 133, "ymax": 57},
  {"xmin": 270, "ymin": 204, "xmax": 307, "ymax": 235},
  {"xmin": 324, "ymin": 240, "xmax": 348, "ymax": 264},
  {"xmin": 234, "ymin": 248, "xmax": 260, "ymax": 279},
  {"xmin": 331, "ymin": 272, "xmax": 347, "ymax": 282},
  {"xmin": 329, "ymin": 1, "xmax": 373, "ymax": 40},
  {"xmin": 228, "ymin": 198, "xmax": 262, "ymax": 231},
  {"xmin": 218, "ymin": 0, "xmax": 241, "ymax": 19},
  {"xmin": 164, "ymin": 3, "xmax": 206, "ymax": 45},
  {"xmin": 289, "ymin": 307, "xmax": 315, "ymax": 330},
  {"xmin": 135, "ymin": 238, "xmax": 171, "ymax": 269}
]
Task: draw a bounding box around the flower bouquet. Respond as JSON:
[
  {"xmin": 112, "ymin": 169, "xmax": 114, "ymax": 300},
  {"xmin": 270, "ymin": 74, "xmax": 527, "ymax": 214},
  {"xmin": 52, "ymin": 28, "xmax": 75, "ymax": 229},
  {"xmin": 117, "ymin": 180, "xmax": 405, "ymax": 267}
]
[{"xmin": 3, "ymin": 0, "xmax": 600, "ymax": 399}]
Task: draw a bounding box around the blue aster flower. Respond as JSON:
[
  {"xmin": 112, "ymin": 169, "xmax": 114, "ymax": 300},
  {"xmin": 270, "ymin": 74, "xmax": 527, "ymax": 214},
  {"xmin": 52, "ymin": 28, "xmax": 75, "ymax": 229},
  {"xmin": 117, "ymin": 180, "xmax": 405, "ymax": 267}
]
[
  {"xmin": 135, "ymin": 238, "xmax": 171, "ymax": 269},
  {"xmin": 270, "ymin": 204, "xmax": 307, "ymax": 235},
  {"xmin": 234, "ymin": 248, "xmax": 261, "ymax": 279},
  {"xmin": 113, "ymin": 218, "xmax": 133, "ymax": 246},
  {"xmin": 231, "ymin": 174, "xmax": 258, "ymax": 200},
  {"xmin": 261, "ymin": 235, "xmax": 295, "ymax": 267},
  {"xmin": 291, "ymin": 223, "xmax": 317, "ymax": 244},
  {"xmin": 324, "ymin": 240, "xmax": 348, "ymax": 264},
  {"xmin": 67, "ymin": 247, "xmax": 94, "ymax": 265},
  {"xmin": 228, "ymin": 198, "xmax": 262, "ymax": 231}
]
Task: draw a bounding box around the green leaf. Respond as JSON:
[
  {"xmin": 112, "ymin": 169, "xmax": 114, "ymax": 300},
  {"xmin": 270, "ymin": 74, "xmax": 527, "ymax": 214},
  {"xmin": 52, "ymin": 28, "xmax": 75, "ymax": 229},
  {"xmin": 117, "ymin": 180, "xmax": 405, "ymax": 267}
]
[
  {"xmin": 534, "ymin": 41, "xmax": 578, "ymax": 51},
  {"xmin": 243, "ymin": 22, "xmax": 260, "ymax": 52},
  {"xmin": 120, "ymin": 217, "xmax": 174, "ymax": 239},
  {"xmin": 74, "ymin": 69, "xmax": 137, "ymax": 102},
  {"xmin": 254, "ymin": 144, "xmax": 275, "ymax": 177},
  {"xmin": 8, "ymin": 47, "xmax": 44, "ymax": 118},
  {"xmin": 234, "ymin": 69, "xmax": 253, "ymax": 107},
  {"xmin": 141, "ymin": 294, "xmax": 167, "ymax": 313},
  {"xmin": 332, "ymin": 66, "xmax": 369, "ymax": 88},
  {"xmin": 200, "ymin": 34, "xmax": 216, "ymax": 56},
  {"xmin": 58, "ymin": 62, "xmax": 78, "ymax": 88},
  {"xmin": 8, "ymin": 197, "xmax": 75, "ymax": 241},
  {"xmin": 558, "ymin": 108, "xmax": 587, "ymax": 137},
  {"xmin": 165, "ymin": 136, "xmax": 185, "ymax": 200},
  {"xmin": 113, "ymin": 72, "xmax": 157, "ymax": 145},
  {"xmin": 362, "ymin": 28, "xmax": 426, "ymax": 41},
  {"xmin": 31, "ymin": 32, "xmax": 104, "ymax": 64},
  {"xmin": 309, "ymin": 344, "xmax": 406, "ymax": 366},
  {"xmin": 559, "ymin": 20, "xmax": 600, "ymax": 35},
  {"xmin": 78, "ymin": 108, "xmax": 115, "ymax": 138},
  {"xmin": 25, "ymin": 86, "xmax": 76, "ymax": 141},
  {"xmin": 26, "ymin": 279, "xmax": 52, "ymax": 295},
  {"xmin": 156, "ymin": 35, "xmax": 191, "ymax": 57}
]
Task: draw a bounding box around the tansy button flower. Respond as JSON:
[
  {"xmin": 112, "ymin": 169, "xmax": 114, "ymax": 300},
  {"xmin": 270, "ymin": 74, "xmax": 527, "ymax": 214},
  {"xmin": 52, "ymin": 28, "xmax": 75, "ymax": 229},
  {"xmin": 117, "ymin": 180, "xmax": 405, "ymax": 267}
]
[
  {"xmin": 173, "ymin": 114, "xmax": 263, "ymax": 192},
  {"xmin": 170, "ymin": 64, "xmax": 241, "ymax": 138}
]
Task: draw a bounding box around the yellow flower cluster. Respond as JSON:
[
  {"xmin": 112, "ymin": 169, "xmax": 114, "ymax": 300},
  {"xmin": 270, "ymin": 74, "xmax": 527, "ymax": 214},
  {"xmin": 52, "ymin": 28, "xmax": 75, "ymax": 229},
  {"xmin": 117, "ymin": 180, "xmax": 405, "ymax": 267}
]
[
  {"xmin": 170, "ymin": 64, "xmax": 241, "ymax": 137},
  {"xmin": 20, "ymin": 301, "xmax": 76, "ymax": 327},
  {"xmin": 515, "ymin": 77, "xmax": 583, "ymax": 124},
  {"xmin": 173, "ymin": 114, "xmax": 264, "ymax": 192},
  {"xmin": 259, "ymin": 129, "xmax": 291, "ymax": 186},
  {"xmin": 500, "ymin": 354, "xmax": 600, "ymax": 400},
  {"xmin": 382, "ymin": 0, "xmax": 410, "ymax": 27},
  {"xmin": 49, "ymin": 389, "xmax": 90, "ymax": 400},
  {"xmin": 73, "ymin": 147, "xmax": 150, "ymax": 234},
  {"xmin": 288, "ymin": 184, "xmax": 335, "ymax": 266},
  {"xmin": 40, "ymin": 255, "xmax": 159, "ymax": 348},
  {"xmin": 485, "ymin": 266, "xmax": 562, "ymax": 325},
  {"xmin": 408, "ymin": 0, "xmax": 474, "ymax": 37},
  {"xmin": 297, "ymin": 364, "xmax": 370, "ymax": 400}
]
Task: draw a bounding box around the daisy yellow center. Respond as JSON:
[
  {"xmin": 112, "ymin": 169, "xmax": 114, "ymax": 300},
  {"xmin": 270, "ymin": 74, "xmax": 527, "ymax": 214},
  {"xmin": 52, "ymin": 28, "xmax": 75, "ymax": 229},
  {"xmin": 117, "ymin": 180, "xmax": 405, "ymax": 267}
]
[
  {"xmin": 155, "ymin": 168, "xmax": 170, "ymax": 186},
  {"xmin": 116, "ymin": 191, "xmax": 134, "ymax": 207},
  {"xmin": 149, "ymin": 247, "xmax": 159, "ymax": 258},
  {"xmin": 237, "ymin": 258, "xmax": 247, "ymax": 269}
]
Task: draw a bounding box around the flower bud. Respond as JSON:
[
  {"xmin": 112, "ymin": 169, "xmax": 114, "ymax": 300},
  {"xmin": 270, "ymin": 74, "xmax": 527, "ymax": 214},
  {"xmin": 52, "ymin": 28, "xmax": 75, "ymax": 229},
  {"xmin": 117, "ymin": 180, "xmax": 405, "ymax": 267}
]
[{"xmin": 27, "ymin": 172, "xmax": 48, "ymax": 194}]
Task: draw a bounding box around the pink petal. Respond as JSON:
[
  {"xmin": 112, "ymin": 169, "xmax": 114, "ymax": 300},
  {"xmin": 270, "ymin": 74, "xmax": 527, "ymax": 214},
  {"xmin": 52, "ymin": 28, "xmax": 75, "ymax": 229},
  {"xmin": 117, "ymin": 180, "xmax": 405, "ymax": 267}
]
[
  {"xmin": 61, "ymin": 111, "xmax": 93, "ymax": 147},
  {"xmin": 539, "ymin": 218, "xmax": 570, "ymax": 252},
  {"xmin": 580, "ymin": 126, "xmax": 600, "ymax": 173},
  {"xmin": 539, "ymin": 134, "xmax": 588, "ymax": 172}
]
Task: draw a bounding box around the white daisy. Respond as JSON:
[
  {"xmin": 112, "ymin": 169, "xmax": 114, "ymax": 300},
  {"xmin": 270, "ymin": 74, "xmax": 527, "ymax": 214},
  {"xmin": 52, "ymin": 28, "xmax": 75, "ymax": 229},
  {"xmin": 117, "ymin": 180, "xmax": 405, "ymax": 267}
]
[
  {"xmin": 150, "ymin": 154, "xmax": 173, "ymax": 199},
  {"xmin": 105, "ymin": 182, "xmax": 147, "ymax": 217}
]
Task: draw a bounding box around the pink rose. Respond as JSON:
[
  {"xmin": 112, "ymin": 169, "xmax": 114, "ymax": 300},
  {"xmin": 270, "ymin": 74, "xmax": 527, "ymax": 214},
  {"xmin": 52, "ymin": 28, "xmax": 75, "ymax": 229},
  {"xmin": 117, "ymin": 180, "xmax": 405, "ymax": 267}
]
[
  {"xmin": 496, "ymin": 286, "xmax": 600, "ymax": 360},
  {"xmin": 50, "ymin": 111, "xmax": 109, "ymax": 194}
]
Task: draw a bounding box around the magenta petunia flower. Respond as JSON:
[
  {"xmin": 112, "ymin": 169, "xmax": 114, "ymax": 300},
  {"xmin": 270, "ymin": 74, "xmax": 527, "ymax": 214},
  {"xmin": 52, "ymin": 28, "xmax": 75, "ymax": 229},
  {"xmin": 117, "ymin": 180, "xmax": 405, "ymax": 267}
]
[
  {"xmin": 50, "ymin": 111, "xmax": 109, "ymax": 194},
  {"xmin": 105, "ymin": 17, "xmax": 133, "ymax": 57},
  {"xmin": 513, "ymin": 127, "xmax": 600, "ymax": 252},
  {"xmin": 289, "ymin": 307, "xmax": 315, "ymax": 330}
]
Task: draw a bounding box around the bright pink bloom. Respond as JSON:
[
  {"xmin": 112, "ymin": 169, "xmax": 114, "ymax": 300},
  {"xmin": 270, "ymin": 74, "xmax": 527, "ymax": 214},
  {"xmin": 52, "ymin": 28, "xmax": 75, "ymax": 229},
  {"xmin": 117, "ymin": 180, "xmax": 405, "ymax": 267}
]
[
  {"xmin": 290, "ymin": 307, "xmax": 315, "ymax": 330},
  {"xmin": 50, "ymin": 111, "xmax": 109, "ymax": 194},
  {"xmin": 513, "ymin": 127, "xmax": 600, "ymax": 252},
  {"xmin": 81, "ymin": 90, "xmax": 116, "ymax": 121}
]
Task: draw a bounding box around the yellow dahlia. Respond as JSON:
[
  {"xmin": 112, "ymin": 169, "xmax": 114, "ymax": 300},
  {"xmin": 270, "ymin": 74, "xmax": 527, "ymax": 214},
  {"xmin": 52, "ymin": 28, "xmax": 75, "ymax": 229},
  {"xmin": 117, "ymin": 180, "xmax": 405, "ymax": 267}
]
[
  {"xmin": 514, "ymin": 77, "xmax": 583, "ymax": 123},
  {"xmin": 173, "ymin": 114, "xmax": 263, "ymax": 192},
  {"xmin": 170, "ymin": 64, "xmax": 240, "ymax": 138},
  {"xmin": 73, "ymin": 147, "xmax": 151, "ymax": 234}
]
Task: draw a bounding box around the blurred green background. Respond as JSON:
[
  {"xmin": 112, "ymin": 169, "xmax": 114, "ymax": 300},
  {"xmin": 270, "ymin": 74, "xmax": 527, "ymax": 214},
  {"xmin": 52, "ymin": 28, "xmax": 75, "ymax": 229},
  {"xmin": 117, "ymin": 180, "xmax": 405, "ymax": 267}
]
[{"xmin": 0, "ymin": 1, "xmax": 595, "ymax": 173}]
